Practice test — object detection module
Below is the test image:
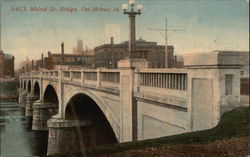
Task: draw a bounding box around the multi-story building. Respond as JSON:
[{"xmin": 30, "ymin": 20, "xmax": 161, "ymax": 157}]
[
  {"xmin": 94, "ymin": 37, "xmax": 175, "ymax": 69},
  {"xmin": 20, "ymin": 57, "xmax": 32, "ymax": 73},
  {"xmin": 239, "ymin": 51, "xmax": 249, "ymax": 97},
  {"xmin": 0, "ymin": 50, "xmax": 15, "ymax": 77},
  {"xmin": 73, "ymin": 40, "xmax": 84, "ymax": 55},
  {"xmin": 34, "ymin": 43, "xmax": 95, "ymax": 70}
]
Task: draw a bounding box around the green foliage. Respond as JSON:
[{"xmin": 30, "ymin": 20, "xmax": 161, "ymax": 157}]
[
  {"xmin": 0, "ymin": 81, "xmax": 19, "ymax": 96},
  {"xmin": 49, "ymin": 107, "xmax": 250, "ymax": 157}
]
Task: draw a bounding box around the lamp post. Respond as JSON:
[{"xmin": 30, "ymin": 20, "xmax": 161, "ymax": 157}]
[{"xmin": 122, "ymin": 0, "xmax": 143, "ymax": 59}]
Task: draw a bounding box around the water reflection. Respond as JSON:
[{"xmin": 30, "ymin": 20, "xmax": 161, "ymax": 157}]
[{"xmin": 0, "ymin": 100, "xmax": 48, "ymax": 157}]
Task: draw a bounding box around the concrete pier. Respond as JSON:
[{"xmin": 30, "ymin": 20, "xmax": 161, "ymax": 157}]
[
  {"xmin": 19, "ymin": 90, "xmax": 28, "ymax": 108},
  {"xmin": 25, "ymin": 94, "xmax": 38, "ymax": 116},
  {"xmin": 18, "ymin": 88, "xmax": 23, "ymax": 104},
  {"xmin": 32, "ymin": 101, "xmax": 58, "ymax": 130},
  {"xmin": 47, "ymin": 119, "xmax": 91, "ymax": 156}
]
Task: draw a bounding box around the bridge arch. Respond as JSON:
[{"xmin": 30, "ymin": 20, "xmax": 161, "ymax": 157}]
[
  {"xmin": 64, "ymin": 88, "xmax": 120, "ymax": 141},
  {"xmin": 33, "ymin": 81, "xmax": 40, "ymax": 98},
  {"xmin": 64, "ymin": 92, "xmax": 118, "ymax": 146},
  {"xmin": 20, "ymin": 81, "xmax": 23, "ymax": 89},
  {"xmin": 27, "ymin": 80, "xmax": 31, "ymax": 93},
  {"xmin": 24, "ymin": 80, "xmax": 27, "ymax": 90},
  {"xmin": 42, "ymin": 82, "xmax": 58, "ymax": 100},
  {"xmin": 43, "ymin": 84, "xmax": 58, "ymax": 104}
]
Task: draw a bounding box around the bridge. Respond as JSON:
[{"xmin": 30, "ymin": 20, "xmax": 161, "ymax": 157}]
[{"xmin": 18, "ymin": 51, "xmax": 242, "ymax": 155}]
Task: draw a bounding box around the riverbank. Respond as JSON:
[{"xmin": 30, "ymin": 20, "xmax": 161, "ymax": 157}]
[
  {"xmin": 49, "ymin": 107, "xmax": 249, "ymax": 157},
  {"xmin": 0, "ymin": 79, "xmax": 19, "ymax": 99}
]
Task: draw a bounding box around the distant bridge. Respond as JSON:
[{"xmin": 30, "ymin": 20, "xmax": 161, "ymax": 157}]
[{"xmin": 18, "ymin": 51, "xmax": 242, "ymax": 155}]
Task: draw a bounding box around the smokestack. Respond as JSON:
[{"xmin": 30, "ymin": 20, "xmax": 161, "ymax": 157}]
[
  {"xmin": 26, "ymin": 64, "xmax": 28, "ymax": 72},
  {"xmin": 61, "ymin": 42, "xmax": 64, "ymax": 64},
  {"xmin": 41, "ymin": 54, "xmax": 44, "ymax": 68},
  {"xmin": 32, "ymin": 60, "xmax": 34, "ymax": 70},
  {"xmin": 174, "ymin": 55, "xmax": 177, "ymax": 68},
  {"xmin": 110, "ymin": 36, "xmax": 114, "ymax": 45},
  {"xmin": 0, "ymin": 3, "xmax": 2, "ymax": 51}
]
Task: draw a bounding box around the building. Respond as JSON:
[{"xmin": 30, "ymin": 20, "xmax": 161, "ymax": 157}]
[
  {"xmin": 239, "ymin": 51, "xmax": 249, "ymax": 97},
  {"xmin": 0, "ymin": 50, "xmax": 15, "ymax": 77},
  {"xmin": 174, "ymin": 55, "xmax": 184, "ymax": 68},
  {"xmin": 20, "ymin": 57, "xmax": 32, "ymax": 73},
  {"xmin": 46, "ymin": 53, "xmax": 94, "ymax": 69},
  {"xmin": 34, "ymin": 43, "xmax": 95, "ymax": 70},
  {"xmin": 94, "ymin": 37, "xmax": 175, "ymax": 69},
  {"xmin": 73, "ymin": 40, "xmax": 84, "ymax": 55}
]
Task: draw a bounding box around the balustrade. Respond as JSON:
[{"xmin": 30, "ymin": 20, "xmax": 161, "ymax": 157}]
[
  {"xmin": 139, "ymin": 70, "xmax": 188, "ymax": 91},
  {"xmin": 84, "ymin": 72, "xmax": 97, "ymax": 81},
  {"xmin": 100, "ymin": 72, "xmax": 120, "ymax": 83},
  {"xmin": 20, "ymin": 68, "xmax": 189, "ymax": 92},
  {"xmin": 63, "ymin": 71, "xmax": 70, "ymax": 78},
  {"xmin": 72, "ymin": 71, "xmax": 81, "ymax": 79}
]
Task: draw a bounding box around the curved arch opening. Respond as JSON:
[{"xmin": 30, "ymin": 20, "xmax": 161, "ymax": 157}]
[
  {"xmin": 24, "ymin": 81, "xmax": 26, "ymax": 90},
  {"xmin": 34, "ymin": 82, "xmax": 40, "ymax": 98},
  {"xmin": 44, "ymin": 85, "xmax": 58, "ymax": 104},
  {"xmin": 27, "ymin": 81, "xmax": 31, "ymax": 93},
  {"xmin": 65, "ymin": 94, "xmax": 118, "ymax": 147}
]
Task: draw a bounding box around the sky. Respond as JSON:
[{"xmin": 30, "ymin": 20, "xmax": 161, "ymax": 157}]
[{"xmin": 0, "ymin": 0, "xmax": 249, "ymax": 69}]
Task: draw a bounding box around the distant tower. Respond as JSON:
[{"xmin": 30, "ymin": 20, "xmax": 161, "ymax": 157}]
[
  {"xmin": 75, "ymin": 40, "xmax": 83, "ymax": 55},
  {"xmin": 61, "ymin": 42, "xmax": 64, "ymax": 64}
]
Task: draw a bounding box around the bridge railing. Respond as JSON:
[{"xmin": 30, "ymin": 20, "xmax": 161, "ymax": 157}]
[
  {"xmin": 59, "ymin": 69, "xmax": 120, "ymax": 89},
  {"xmin": 40, "ymin": 70, "xmax": 59, "ymax": 79},
  {"xmin": 136, "ymin": 68, "xmax": 189, "ymax": 98},
  {"xmin": 100, "ymin": 69, "xmax": 120, "ymax": 89},
  {"xmin": 20, "ymin": 68, "xmax": 121, "ymax": 90}
]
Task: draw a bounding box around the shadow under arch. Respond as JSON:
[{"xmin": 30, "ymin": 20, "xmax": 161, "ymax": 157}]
[
  {"xmin": 33, "ymin": 82, "xmax": 40, "ymax": 98},
  {"xmin": 65, "ymin": 93, "xmax": 118, "ymax": 147},
  {"xmin": 24, "ymin": 81, "xmax": 26, "ymax": 90},
  {"xmin": 43, "ymin": 84, "xmax": 58, "ymax": 104},
  {"xmin": 27, "ymin": 80, "xmax": 31, "ymax": 93}
]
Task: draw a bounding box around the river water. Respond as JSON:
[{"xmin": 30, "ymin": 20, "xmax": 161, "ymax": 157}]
[{"xmin": 0, "ymin": 99, "xmax": 48, "ymax": 157}]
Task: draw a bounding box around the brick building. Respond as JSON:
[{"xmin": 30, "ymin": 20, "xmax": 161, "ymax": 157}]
[
  {"xmin": 19, "ymin": 57, "xmax": 32, "ymax": 73},
  {"xmin": 0, "ymin": 50, "xmax": 15, "ymax": 77},
  {"xmin": 94, "ymin": 37, "xmax": 175, "ymax": 69},
  {"xmin": 34, "ymin": 44, "xmax": 95, "ymax": 70}
]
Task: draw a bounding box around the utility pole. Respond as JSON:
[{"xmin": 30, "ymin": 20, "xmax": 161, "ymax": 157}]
[
  {"xmin": 165, "ymin": 18, "xmax": 168, "ymax": 68},
  {"xmin": 148, "ymin": 17, "xmax": 185, "ymax": 68},
  {"xmin": 0, "ymin": 2, "xmax": 2, "ymax": 51}
]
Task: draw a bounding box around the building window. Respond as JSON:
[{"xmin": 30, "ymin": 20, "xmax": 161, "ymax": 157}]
[
  {"xmin": 241, "ymin": 70, "xmax": 244, "ymax": 76},
  {"xmin": 225, "ymin": 74, "xmax": 233, "ymax": 95}
]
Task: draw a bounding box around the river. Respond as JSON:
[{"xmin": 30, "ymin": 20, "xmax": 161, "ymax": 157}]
[{"xmin": 0, "ymin": 96, "xmax": 48, "ymax": 157}]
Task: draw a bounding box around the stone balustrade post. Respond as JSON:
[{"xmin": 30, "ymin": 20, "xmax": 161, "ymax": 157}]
[
  {"xmin": 134, "ymin": 69, "xmax": 140, "ymax": 93},
  {"xmin": 97, "ymin": 68, "xmax": 101, "ymax": 87},
  {"xmin": 39, "ymin": 72, "xmax": 43, "ymax": 101},
  {"xmin": 70, "ymin": 70, "xmax": 73, "ymax": 82},
  {"xmin": 118, "ymin": 59, "xmax": 148, "ymax": 142},
  {"xmin": 58, "ymin": 69, "xmax": 63, "ymax": 118},
  {"xmin": 81, "ymin": 69, "xmax": 84, "ymax": 86}
]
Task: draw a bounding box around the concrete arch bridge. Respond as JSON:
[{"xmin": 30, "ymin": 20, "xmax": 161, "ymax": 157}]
[{"xmin": 18, "ymin": 52, "xmax": 242, "ymax": 155}]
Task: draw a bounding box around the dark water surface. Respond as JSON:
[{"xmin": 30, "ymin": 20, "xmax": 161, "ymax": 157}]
[{"xmin": 0, "ymin": 99, "xmax": 48, "ymax": 157}]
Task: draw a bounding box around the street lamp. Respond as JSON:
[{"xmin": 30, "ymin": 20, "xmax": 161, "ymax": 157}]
[{"xmin": 122, "ymin": 0, "xmax": 143, "ymax": 59}]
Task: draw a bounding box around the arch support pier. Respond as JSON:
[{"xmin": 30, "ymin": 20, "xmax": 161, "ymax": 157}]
[
  {"xmin": 47, "ymin": 119, "xmax": 92, "ymax": 156},
  {"xmin": 19, "ymin": 89, "xmax": 28, "ymax": 109},
  {"xmin": 32, "ymin": 101, "xmax": 58, "ymax": 130},
  {"xmin": 25, "ymin": 94, "xmax": 38, "ymax": 116}
]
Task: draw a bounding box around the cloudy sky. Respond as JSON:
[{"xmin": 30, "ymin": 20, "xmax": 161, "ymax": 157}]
[{"xmin": 1, "ymin": 0, "xmax": 249, "ymax": 69}]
